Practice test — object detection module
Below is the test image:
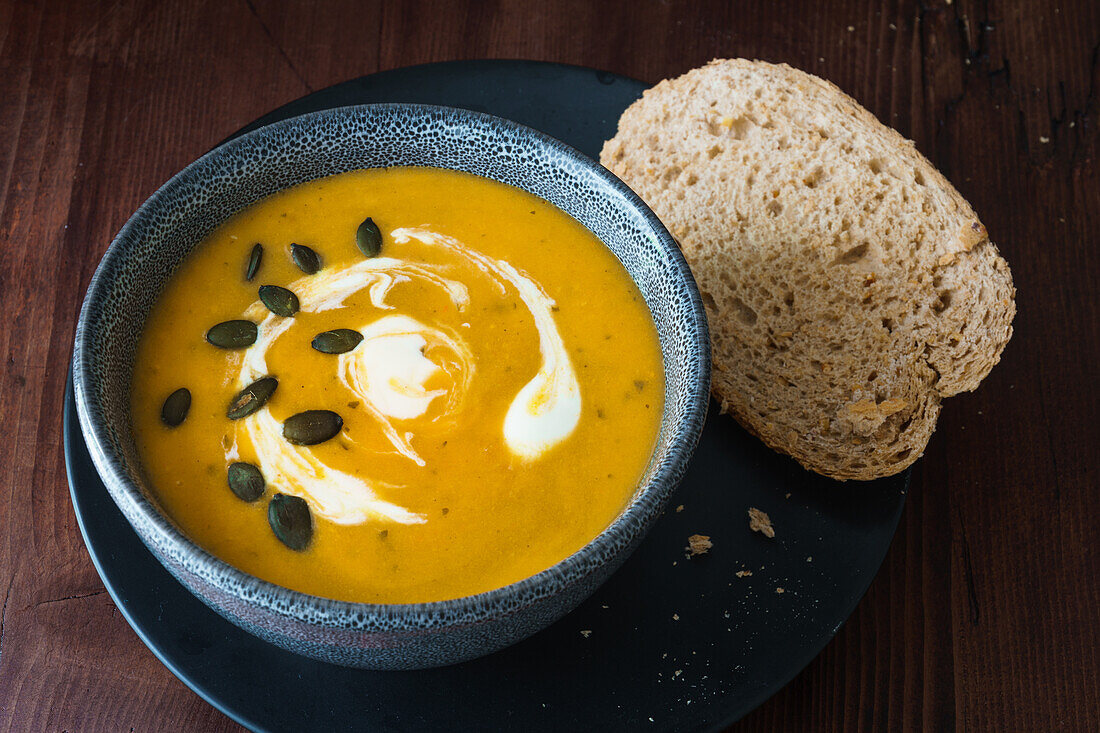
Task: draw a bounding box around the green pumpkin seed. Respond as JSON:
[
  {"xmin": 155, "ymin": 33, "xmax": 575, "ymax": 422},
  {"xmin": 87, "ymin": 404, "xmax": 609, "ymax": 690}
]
[
  {"xmin": 282, "ymin": 410, "xmax": 343, "ymax": 445},
  {"xmin": 206, "ymin": 320, "xmax": 258, "ymax": 349},
  {"xmin": 268, "ymin": 493, "xmax": 312, "ymax": 550},
  {"xmin": 227, "ymin": 462, "xmax": 265, "ymax": 502},
  {"xmin": 290, "ymin": 243, "xmax": 321, "ymax": 274},
  {"xmin": 311, "ymin": 329, "xmax": 364, "ymax": 354},
  {"xmin": 258, "ymin": 285, "xmax": 299, "ymax": 317},
  {"xmin": 226, "ymin": 376, "xmax": 278, "ymax": 420},
  {"xmin": 160, "ymin": 387, "xmax": 191, "ymax": 427},
  {"xmin": 356, "ymin": 217, "xmax": 382, "ymax": 257},
  {"xmin": 245, "ymin": 243, "xmax": 263, "ymax": 282}
]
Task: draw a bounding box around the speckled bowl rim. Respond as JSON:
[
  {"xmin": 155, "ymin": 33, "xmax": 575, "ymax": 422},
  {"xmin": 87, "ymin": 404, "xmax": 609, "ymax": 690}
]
[{"xmin": 73, "ymin": 103, "xmax": 711, "ymax": 632}]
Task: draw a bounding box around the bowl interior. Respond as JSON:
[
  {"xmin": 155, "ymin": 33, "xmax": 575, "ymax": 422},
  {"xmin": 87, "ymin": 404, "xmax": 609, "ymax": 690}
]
[{"xmin": 74, "ymin": 103, "xmax": 710, "ymax": 619}]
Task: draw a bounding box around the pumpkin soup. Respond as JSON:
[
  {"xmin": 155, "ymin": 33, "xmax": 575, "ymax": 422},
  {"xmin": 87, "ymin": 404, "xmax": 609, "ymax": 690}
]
[{"xmin": 131, "ymin": 167, "xmax": 663, "ymax": 603}]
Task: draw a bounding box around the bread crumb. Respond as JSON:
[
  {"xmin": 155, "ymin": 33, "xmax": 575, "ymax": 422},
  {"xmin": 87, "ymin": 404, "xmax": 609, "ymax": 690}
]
[
  {"xmin": 686, "ymin": 534, "xmax": 713, "ymax": 556},
  {"xmin": 1039, "ymin": 136, "xmax": 1050, "ymax": 143},
  {"xmin": 748, "ymin": 507, "xmax": 775, "ymax": 538},
  {"xmin": 675, "ymin": 504, "xmax": 684, "ymax": 512},
  {"xmin": 672, "ymin": 613, "xmax": 680, "ymax": 621},
  {"xmin": 806, "ymin": 556, "xmax": 813, "ymax": 562},
  {"xmin": 776, "ymin": 587, "xmax": 785, "ymax": 594},
  {"xmin": 580, "ymin": 629, "xmax": 592, "ymax": 638},
  {"xmin": 736, "ymin": 570, "xmax": 753, "ymax": 578},
  {"xmin": 784, "ymin": 493, "xmax": 791, "ymax": 499}
]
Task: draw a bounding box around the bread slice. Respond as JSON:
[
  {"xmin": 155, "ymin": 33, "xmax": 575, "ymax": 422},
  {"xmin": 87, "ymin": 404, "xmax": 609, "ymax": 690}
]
[{"xmin": 600, "ymin": 59, "xmax": 1015, "ymax": 480}]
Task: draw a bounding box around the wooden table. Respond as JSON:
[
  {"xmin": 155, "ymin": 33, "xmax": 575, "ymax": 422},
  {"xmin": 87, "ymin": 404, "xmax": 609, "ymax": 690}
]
[{"xmin": 2, "ymin": 0, "xmax": 1097, "ymax": 729}]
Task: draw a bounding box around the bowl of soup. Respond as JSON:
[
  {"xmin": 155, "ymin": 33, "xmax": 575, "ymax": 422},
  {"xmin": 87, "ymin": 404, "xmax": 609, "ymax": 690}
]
[{"xmin": 73, "ymin": 104, "xmax": 710, "ymax": 669}]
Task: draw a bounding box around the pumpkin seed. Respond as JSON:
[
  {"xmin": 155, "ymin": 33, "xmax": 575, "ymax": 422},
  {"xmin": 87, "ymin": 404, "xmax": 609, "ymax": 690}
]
[
  {"xmin": 268, "ymin": 493, "xmax": 312, "ymax": 550},
  {"xmin": 311, "ymin": 329, "xmax": 364, "ymax": 354},
  {"xmin": 160, "ymin": 387, "xmax": 191, "ymax": 427},
  {"xmin": 282, "ymin": 410, "xmax": 343, "ymax": 445},
  {"xmin": 245, "ymin": 243, "xmax": 263, "ymax": 281},
  {"xmin": 227, "ymin": 462, "xmax": 265, "ymax": 502},
  {"xmin": 258, "ymin": 283, "xmax": 301, "ymax": 314},
  {"xmin": 356, "ymin": 217, "xmax": 382, "ymax": 257},
  {"xmin": 206, "ymin": 320, "xmax": 258, "ymax": 349},
  {"xmin": 290, "ymin": 243, "xmax": 321, "ymax": 274},
  {"xmin": 226, "ymin": 376, "xmax": 278, "ymax": 420},
  {"xmin": 259, "ymin": 285, "xmax": 299, "ymax": 317}
]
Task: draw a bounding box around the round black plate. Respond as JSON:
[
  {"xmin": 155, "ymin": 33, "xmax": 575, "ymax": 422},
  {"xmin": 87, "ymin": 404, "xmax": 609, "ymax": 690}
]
[{"xmin": 66, "ymin": 61, "xmax": 907, "ymax": 732}]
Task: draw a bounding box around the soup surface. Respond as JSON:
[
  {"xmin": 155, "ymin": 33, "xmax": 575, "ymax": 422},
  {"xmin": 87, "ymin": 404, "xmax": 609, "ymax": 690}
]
[{"xmin": 131, "ymin": 167, "xmax": 663, "ymax": 603}]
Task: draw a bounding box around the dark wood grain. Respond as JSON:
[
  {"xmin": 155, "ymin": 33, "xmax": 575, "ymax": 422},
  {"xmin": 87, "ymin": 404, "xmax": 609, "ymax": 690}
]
[{"xmin": 1, "ymin": 0, "xmax": 1097, "ymax": 730}]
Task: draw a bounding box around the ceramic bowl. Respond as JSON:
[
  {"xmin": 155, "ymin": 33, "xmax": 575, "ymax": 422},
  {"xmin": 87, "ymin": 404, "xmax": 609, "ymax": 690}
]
[{"xmin": 73, "ymin": 104, "xmax": 710, "ymax": 670}]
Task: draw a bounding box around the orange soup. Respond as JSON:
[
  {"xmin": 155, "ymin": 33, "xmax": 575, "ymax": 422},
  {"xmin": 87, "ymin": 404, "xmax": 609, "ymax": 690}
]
[{"xmin": 131, "ymin": 167, "xmax": 663, "ymax": 603}]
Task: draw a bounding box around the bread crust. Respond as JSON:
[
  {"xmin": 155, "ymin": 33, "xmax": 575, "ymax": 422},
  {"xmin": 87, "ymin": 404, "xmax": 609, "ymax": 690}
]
[{"xmin": 600, "ymin": 59, "xmax": 1015, "ymax": 480}]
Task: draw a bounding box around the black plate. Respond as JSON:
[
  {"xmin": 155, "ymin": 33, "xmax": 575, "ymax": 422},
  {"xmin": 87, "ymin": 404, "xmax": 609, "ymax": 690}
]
[{"xmin": 66, "ymin": 61, "xmax": 907, "ymax": 732}]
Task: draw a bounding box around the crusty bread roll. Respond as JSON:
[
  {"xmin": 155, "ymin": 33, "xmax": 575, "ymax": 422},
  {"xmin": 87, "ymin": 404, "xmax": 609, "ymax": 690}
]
[{"xmin": 601, "ymin": 59, "xmax": 1015, "ymax": 480}]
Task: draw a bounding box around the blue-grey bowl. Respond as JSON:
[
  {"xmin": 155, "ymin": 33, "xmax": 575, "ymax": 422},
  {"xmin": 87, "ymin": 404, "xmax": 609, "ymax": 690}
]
[{"xmin": 73, "ymin": 103, "xmax": 711, "ymax": 670}]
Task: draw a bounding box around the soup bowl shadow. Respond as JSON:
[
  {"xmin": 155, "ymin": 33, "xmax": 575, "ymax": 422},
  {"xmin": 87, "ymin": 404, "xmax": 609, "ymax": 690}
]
[{"xmin": 73, "ymin": 104, "xmax": 710, "ymax": 670}]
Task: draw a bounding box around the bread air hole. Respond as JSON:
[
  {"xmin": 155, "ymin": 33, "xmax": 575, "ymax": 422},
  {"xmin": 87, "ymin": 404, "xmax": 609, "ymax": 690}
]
[
  {"xmin": 728, "ymin": 116, "xmax": 754, "ymax": 139},
  {"xmin": 831, "ymin": 242, "xmax": 869, "ymax": 266},
  {"xmin": 730, "ymin": 296, "xmax": 758, "ymax": 325},
  {"xmin": 932, "ymin": 289, "xmax": 954, "ymax": 314}
]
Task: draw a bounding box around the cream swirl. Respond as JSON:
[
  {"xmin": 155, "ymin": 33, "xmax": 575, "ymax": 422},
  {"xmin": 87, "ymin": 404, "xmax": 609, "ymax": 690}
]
[
  {"xmin": 337, "ymin": 314, "xmax": 473, "ymax": 467},
  {"xmin": 227, "ymin": 229, "xmax": 581, "ymax": 525},
  {"xmin": 391, "ymin": 228, "xmax": 582, "ymax": 460}
]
